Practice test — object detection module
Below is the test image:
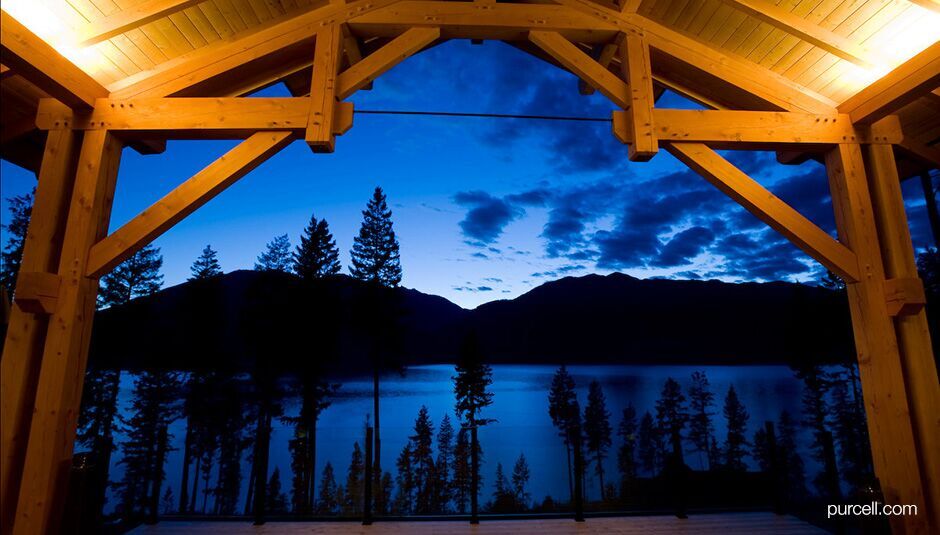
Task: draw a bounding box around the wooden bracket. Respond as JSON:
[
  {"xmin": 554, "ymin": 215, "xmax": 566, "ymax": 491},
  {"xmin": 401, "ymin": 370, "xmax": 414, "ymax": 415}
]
[
  {"xmin": 13, "ymin": 272, "xmax": 61, "ymax": 315},
  {"xmin": 884, "ymin": 277, "xmax": 927, "ymax": 317}
]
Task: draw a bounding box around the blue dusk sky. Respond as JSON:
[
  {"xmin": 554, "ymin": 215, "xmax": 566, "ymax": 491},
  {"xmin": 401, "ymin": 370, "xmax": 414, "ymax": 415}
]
[{"xmin": 1, "ymin": 40, "xmax": 935, "ymax": 309}]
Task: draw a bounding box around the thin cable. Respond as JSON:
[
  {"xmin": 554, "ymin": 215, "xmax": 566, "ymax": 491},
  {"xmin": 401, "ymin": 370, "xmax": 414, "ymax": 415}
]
[{"xmin": 356, "ymin": 109, "xmax": 612, "ymax": 123}]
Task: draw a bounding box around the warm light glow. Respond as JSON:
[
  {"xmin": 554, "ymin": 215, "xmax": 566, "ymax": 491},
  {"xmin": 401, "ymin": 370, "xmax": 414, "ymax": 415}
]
[{"xmin": 1, "ymin": 1, "xmax": 113, "ymax": 80}]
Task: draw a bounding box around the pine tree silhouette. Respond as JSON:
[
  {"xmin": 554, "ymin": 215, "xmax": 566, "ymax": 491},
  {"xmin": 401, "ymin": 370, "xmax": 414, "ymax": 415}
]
[
  {"xmin": 617, "ymin": 404, "xmax": 638, "ymax": 499},
  {"xmin": 317, "ymin": 462, "xmax": 340, "ymax": 514},
  {"xmin": 255, "ymin": 234, "xmax": 292, "ymax": 272},
  {"xmin": 189, "ymin": 245, "xmax": 222, "ymax": 280},
  {"xmin": 0, "ymin": 188, "xmax": 32, "ymax": 295},
  {"xmin": 548, "ymin": 366, "xmax": 578, "ymax": 500},
  {"xmin": 583, "ymin": 380, "xmax": 612, "ymax": 501},
  {"xmin": 410, "ymin": 406, "xmax": 436, "ymax": 514},
  {"xmin": 794, "ymin": 365, "xmax": 840, "ymax": 499},
  {"xmin": 687, "ymin": 371, "xmax": 715, "ymax": 470},
  {"xmin": 393, "ymin": 441, "xmax": 415, "ymax": 514},
  {"xmin": 344, "ymin": 442, "xmax": 364, "ymax": 514},
  {"xmin": 98, "ymin": 244, "xmax": 163, "ymax": 307},
  {"xmin": 655, "ymin": 378, "xmax": 688, "ymax": 459},
  {"xmin": 511, "ymin": 453, "xmax": 531, "ymax": 510},
  {"xmin": 265, "ymin": 468, "xmax": 289, "ymax": 514},
  {"xmin": 293, "ymin": 215, "xmax": 341, "ymax": 279},
  {"xmin": 722, "ymin": 385, "xmax": 749, "ymax": 472},
  {"xmin": 433, "ymin": 413, "xmax": 455, "ymax": 513},
  {"xmin": 349, "ymin": 187, "xmax": 402, "ymax": 513},
  {"xmin": 637, "ymin": 411, "xmax": 658, "ymax": 476},
  {"xmin": 453, "ymin": 333, "xmax": 494, "ymax": 522}
]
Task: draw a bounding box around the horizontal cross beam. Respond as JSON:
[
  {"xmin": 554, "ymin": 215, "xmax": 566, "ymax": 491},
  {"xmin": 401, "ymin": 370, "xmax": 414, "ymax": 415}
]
[
  {"xmin": 36, "ymin": 98, "xmax": 354, "ymax": 139},
  {"xmin": 613, "ymin": 109, "xmax": 902, "ymax": 149}
]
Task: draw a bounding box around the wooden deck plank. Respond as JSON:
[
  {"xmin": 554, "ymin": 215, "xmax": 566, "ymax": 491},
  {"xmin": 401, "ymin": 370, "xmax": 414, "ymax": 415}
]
[{"xmin": 128, "ymin": 513, "xmax": 827, "ymax": 534}]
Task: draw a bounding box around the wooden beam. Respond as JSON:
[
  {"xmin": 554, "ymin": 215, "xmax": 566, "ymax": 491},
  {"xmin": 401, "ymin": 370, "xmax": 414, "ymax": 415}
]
[
  {"xmin": 908, "ymin": 0, "xmax": 940, "ymax": 14},
  {"xmin": 0, "ymin": 11, "xmax": 108, "ymax": 109},
  {"xmin": 341, "ymin": 23, "xmax": 372, "ymax": 90},
  {"xmin": 347, "ymin": 2, "xmax": 617, "ymax": 43},
  {"xmin": 612, "ymin": 109, "xmax": 900, "ymax": 149},
  {"xmin": 0, "ymin": 129, "xmax": 80, "ymax": 535},
  {"xmin": 12, "ymin": 272, "xmax": 61, "ymax": 315},
  {"xmin": 838, "ymin": 41, "xmax": 940, "ymax": 124},
  {"xmin": 13, "ymin": 130, "xmax": 122, "ymax": 535},
  {"xmin": 716, "ymin": 0, "xmax": 874, "ymax": 67},
  {"xmin": 620, "ymin": 34, "xmax": 657, "ymax": 161},
  {"xmin": 620, "ymin": 0, "xmax": 642, "ymax": 13},
  {"xmin": 528, "ymin": 30, "xmax": 629, "ymax": 109},
  {"xmin": 578, "ymin": 35, "xmax": 623, "ymax": 95},
  {"xmin": 898, "ymin": 133, "xmax": 940, "ymax": 167},
  {"xmin": 665, "ymin": 142, "xmax": 860, "ymax": 283},
  {"xmin": 307, "ymin": 25, "xmax": 343, "ymax": 152},
  {"xmin": 551, "ymin": 0, "xmax": 838, "ymax": 114},
  {"xmin": 825, "ymin": 143, "xmax": 931, "ymax": 534},
  {"xmin": 76, "ymin": 0, "xmax": 205, "ymax": 46},
  {"xmin": 107, "ymin": 0, "xmax": 400, "ymax": 99},
  {"xmin": 36, "ymin": 97, "xmax": 353, "ymax": 139},
  {"xmin": 864, "ymin": 143, "xmax": 940, "ymax": 530},
  {"xmin": 336, "ymin": 27, "xmax": 440, "ymax": 100},
  {"xmin": 85, "ymin": 132, "xmax": 294, "ymax": 279}
]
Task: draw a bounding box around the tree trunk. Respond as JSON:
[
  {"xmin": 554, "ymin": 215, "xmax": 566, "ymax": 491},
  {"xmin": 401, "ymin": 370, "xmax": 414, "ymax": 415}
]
[
  {"xmin": 597, "ymin": 456, "xmax": 606, "ymax": 502},
  {"xmin": 565, "ymin": 441, "xmax": 572, "ymax": 502},
  {"xmin": 179, "ymin": 421, "xmax": 193, "ymax": 513},
  {"xmin": 147, "ymin": 424, "xmax": 169, "ymax": 523},
  {"xmin": 308, "ymin": 417, "xmax": 318, "ymax": 514},
  {"xmin": 243, "ymin": 459, "xmax": 255, "ymax": 516},
  {"xmin": 372, "ymin": 367, "xmax": 382, "ymax": 514},
  {"xmin": 252, "ymin": 404, "xmax": 272, "ymax": 525},
  {"xmin": 470, "ymin": 425, "xmax": 479, "ymax": 525},
  {"xmin": 189, "ymin": 455, "xmax": 201, "ymax": 513}
]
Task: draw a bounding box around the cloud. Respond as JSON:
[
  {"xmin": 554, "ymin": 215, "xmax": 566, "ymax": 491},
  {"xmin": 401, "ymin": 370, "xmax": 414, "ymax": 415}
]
[
  {"xmin": 453, "ymin": 190, "xmax": 525, "ymax": 244},
  {"xmin": 650, "ymin": 226, "xmax": 716, "ymax": 267}
]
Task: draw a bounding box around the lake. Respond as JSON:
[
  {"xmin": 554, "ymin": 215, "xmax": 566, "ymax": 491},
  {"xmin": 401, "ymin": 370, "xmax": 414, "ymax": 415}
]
[{"xmin": 103, "ymin": 364, "xmax": 811, "ymax": 513}]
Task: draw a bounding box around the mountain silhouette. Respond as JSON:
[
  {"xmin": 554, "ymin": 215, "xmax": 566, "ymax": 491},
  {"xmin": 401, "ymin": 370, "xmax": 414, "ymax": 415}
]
[{"xmin": 89, "ymin": 270, "xmax": 853, "ymax": 372}]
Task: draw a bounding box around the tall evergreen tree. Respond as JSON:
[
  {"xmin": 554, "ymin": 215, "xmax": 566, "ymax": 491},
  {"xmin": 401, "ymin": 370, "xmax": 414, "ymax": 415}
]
[
  {"xmin": 687, "ymin": 371, "xmax": 715, "ymax": 470},
  {"xmin": 410, "ymin": 406, "xmax": 436, "ymax": 514},
  {"xmin": 583, "ymin": 380, "xmax": 612, "ymax": 501},
  {"xmin": 317, "ymin": 462, "xmax": 340, "ymax": 514},
  {"xmin": 98, "ymin": 244, "xmax": 164, "ymax": 307},
  {"xmin": 189, "ymin": 245, "xmax": 222, "ymax": 280},
  {"xmin": 777, "ymin": 411, "xmax": 807, "ymax": 502},
  {"xmin": 393, "ymin": 442, "xmax": 415, "ymax": 514},
  {"xmin": 511, "ymin": 453, "xmax": 531, "ymax": 509},
  {"xmin": 116, "ymin": 370, "xmax": 183, "ymax": 522},
  {"xmin": 344, "ymin": 442, "xmax": 364, "ymax": 514},
  {"xmin": 752, "ymin": 424, "xmax": 774, "ymax": 472},
  {"xmin": 255, "ymin": 234, "xmax": 292, "ymax": 272},
  {"xmin": 637, "ymin": 411, "xmax": 658, "ymax": 476},
  {"xmin": 617, "ymin": 404, "xmax": 638, "ymax": 498},
  {"xmin": 349, "ymin": 188, "xmax": 402, "ymax": 513},
  {"xmin": 265, "ymin": 468, "xmax": 289, "ymax": 514},
  {"xmin": 655, "ymin": 378, "xmax": 688, "ymax": 458},
  {"xmin": 349, "ymin": 187, "xmax": 402, "ymax": 285},
  {"xmin": 722, "ymin": 385, "xmax": 749, "ymax": 472},
  {"xmin": 0, "ymin": 189, "xmax": 32, "ymax": 295},
  {"xmin": 453, "ymin": 333, "xmax": 494, "ymax": 521},
  {"xmin": 433, "ymin": 413, "xmax": 455, "ymax": 513},
  {"xmin": 548, "ymin": 365, "xmax": 579, "ymax": 500},
  {"xmin": 452, "ymin": 428, "xmax": 472, "ymax": 514},
  {"xmin": 831, "ymin": 364, "xmax": 873, "ymax": 493},
  {"xmin": 293, "ymin": 215, "xmax": 341, "ymax": 279},
  {"xmin": 284, "ymin": 378, "xmax": 336, "ymax": 514},
  {"xmin": 794, "ymin": 365, "xmax": 840, "ymax": 499},
  {"xmin": 490, "ymin": 462, "xmax": 514, "ymax": 512}
]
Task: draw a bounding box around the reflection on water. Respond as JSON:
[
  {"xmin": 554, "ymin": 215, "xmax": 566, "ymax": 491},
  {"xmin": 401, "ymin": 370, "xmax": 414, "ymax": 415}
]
[{"xmin": 103, "ymin": 364, "xmax": 808, "ymax": 513}]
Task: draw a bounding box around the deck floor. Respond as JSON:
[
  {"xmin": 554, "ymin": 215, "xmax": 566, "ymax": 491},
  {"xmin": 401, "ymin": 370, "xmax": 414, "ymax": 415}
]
[{"xmin": 129, "ymin": 513, "xmax": 827, "ymax": 534}]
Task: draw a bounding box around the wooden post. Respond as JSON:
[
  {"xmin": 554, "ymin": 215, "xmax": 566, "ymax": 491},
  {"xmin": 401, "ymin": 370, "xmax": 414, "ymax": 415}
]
[
  {"xmin": 306, "ymin": 25, "xmax": 343, "ymax": 153},
  {"xmin": 1, "ymin": 129, "xmax": 81, "ymax": 535},
  {"xmin": 824, "ymin": 143, "xmax": 930, "ymax": 534},
  {"xmin": 865, "ymin": 143, "xmax": 940, "ymax": 532},
  {"xmin": 12, "ymin": 130, "xmax": 122, "ymax": 535},
  {"xmin": 619, "ymin": 34, "xmax": 657, "ymax": 161}
]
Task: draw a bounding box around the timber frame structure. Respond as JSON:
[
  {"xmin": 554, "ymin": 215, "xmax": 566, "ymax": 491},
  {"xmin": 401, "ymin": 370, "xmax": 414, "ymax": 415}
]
[{"xmin": 0, "ymin": 0, "xmax": 939, "ymax": 533}]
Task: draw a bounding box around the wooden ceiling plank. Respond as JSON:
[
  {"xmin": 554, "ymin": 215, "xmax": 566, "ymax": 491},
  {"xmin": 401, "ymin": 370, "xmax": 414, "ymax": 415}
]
[
  {"xmin": 719, "ymin": 0, "xmax": 873, "ymax": 67},
  {"xmin": 552, "ymin": 0, "xmax": 837, "ymax": 113},
  {"xmin": 529, "ymin": 30, "xmax": 630, "ymax": 109},
  {"xmin": 0, "ymin": 10, "xmax": 109, "ymax": 109},
  {"xmin": 108, "ymin": 0, "xmax": 399, "ymax": 99},
  {"xmin": 77, "ymin": 0, "xmax": 206, "ymax": 46},
  {"xmin": 838, "ymin": 41, "xmax": 940, "ymax": 124}
]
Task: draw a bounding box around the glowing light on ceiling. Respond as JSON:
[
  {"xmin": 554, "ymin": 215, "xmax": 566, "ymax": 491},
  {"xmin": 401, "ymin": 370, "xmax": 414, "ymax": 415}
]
[{"xmin": 1, "ymin": 1, "xmax": 113, "ymax": 79}]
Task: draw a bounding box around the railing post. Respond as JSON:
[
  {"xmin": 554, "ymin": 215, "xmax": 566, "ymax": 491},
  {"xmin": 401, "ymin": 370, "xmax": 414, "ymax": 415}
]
[
  {"xmin": 363, "ymin": 426, "xmax": 373, "ymax": 525},
  {"xmin": 572, "ymin": 423, "xmax": 585, "ymax": 522}
]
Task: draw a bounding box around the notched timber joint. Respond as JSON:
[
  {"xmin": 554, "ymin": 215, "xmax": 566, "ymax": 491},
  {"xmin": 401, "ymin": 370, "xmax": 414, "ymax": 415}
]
[
  {"xmin": 884, "ymin": 277, "xmax": 927, "ymax": 317},
  {"xmin": 13, "ymin": 272, "xmax": 62, "ymax": 315}
]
